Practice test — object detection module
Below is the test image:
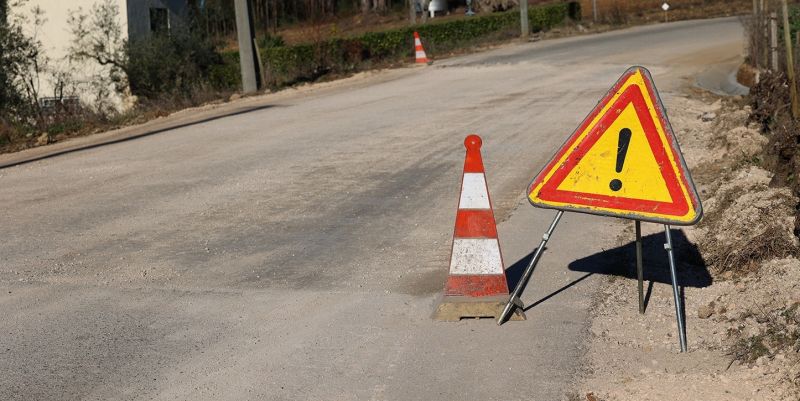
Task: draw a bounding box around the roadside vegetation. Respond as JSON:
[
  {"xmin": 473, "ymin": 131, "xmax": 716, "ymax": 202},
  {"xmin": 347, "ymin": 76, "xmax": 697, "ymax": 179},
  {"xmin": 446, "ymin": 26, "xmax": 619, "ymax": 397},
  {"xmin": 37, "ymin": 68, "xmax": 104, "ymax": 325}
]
[{"xmin": 0, "ymin": 0, "xmax": 238, "ymax": 154}]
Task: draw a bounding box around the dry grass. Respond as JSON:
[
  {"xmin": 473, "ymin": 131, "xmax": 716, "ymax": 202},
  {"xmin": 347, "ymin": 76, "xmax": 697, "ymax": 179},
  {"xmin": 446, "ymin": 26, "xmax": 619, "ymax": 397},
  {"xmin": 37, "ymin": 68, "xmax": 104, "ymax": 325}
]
[
  {"xmin": 704, "ymin": 224, "xmax": 797, "ymax": 276},
  {"xmin": 578, "ymin": 0, "xmax": 752, "ymax": 23}
]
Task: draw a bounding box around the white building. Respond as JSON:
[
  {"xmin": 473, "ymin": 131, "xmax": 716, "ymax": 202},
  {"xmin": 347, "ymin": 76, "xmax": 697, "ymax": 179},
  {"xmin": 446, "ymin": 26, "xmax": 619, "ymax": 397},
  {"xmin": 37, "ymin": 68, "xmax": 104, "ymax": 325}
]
[{"xmin": 17, "ymin": 0, "xmax": 190, "ymax": 111}]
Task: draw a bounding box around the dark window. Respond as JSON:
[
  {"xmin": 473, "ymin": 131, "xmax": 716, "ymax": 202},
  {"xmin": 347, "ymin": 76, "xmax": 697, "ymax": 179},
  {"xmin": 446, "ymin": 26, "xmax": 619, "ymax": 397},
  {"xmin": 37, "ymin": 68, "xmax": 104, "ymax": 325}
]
[{"xmin": 149, "ymin": 8, "xmax": 168, "ymax": 34}]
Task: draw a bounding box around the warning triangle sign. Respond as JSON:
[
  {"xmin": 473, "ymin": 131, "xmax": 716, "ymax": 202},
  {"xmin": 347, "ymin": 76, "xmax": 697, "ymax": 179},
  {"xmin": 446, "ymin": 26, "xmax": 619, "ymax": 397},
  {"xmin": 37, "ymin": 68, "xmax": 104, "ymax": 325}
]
[{"xmin": 528, "ymin": 66, "xmax": 702, "ymax": 225}]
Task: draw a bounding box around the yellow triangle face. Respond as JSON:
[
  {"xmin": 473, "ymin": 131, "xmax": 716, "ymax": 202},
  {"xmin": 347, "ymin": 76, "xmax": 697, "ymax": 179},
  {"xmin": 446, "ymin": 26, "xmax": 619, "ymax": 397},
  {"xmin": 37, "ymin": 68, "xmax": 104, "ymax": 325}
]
[
  {"xmin": 557, "ymin": 103, "xmax": 673, "ymax": 203},
  {"xmin": 527, "ymin": 67, "xmax": 702, "ymax": 225}
]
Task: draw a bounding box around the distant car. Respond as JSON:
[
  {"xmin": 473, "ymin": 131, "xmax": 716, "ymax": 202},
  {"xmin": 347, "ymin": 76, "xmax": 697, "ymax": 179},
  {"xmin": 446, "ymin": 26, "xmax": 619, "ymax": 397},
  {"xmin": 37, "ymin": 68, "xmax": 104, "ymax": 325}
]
[{"xmin": 428, "ymin": 0, "xmax": 448, "ymax": 17}]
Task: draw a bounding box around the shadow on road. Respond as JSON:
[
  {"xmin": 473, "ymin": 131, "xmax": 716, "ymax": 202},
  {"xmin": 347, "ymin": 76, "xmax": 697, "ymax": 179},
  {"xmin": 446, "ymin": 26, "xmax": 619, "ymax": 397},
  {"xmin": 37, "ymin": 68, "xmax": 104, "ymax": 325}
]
[{"xmin": 504, "ymin": 228, "xmax": 710, "ymax": 313}]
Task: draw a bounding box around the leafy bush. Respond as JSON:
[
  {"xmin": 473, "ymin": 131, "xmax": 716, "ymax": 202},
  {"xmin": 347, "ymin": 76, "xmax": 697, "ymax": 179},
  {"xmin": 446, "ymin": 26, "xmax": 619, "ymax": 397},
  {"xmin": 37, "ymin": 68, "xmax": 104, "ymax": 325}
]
[
  {"xmin": 252, "ymin": 2, "xmax": 578, "ymax": 87},
  {"xmin": 126, "ymin": 29, "xmax": 233, "ymax": 100},
  {"xmin": 0, "ymin": 0, "xmax": 51, "ymax": 142}
]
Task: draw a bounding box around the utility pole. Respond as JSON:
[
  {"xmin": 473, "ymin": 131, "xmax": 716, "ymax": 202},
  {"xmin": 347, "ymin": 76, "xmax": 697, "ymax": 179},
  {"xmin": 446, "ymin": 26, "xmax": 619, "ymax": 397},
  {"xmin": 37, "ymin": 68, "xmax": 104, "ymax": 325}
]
[
  {"xmin": 782, "ymin": 0, "xmax": 799, "ymax": 118},
  {"xmin": 408, "ymin": 0, "xmax": 416, "ymax": 25},
  {"xmin": 592, "ymin": 0, "xmax": 597, "ymax": 23},
  {"xmin": 234, "ymin": 0, "xmax": 261, "ymax": 94},
  {"xmin": 520, "ymin": 0, "xmax": 529, "ymax": 39}
]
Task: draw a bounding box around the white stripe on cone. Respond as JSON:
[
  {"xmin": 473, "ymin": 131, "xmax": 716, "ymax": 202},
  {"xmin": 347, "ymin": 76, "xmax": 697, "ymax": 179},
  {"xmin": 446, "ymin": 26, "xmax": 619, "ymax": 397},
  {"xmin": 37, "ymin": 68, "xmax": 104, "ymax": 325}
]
[
  {"xmin": 415, "ymin": 51, "xmax": 427, "ymax": 58},
  {"xmin": 449, "ymin": 238, "xmax": 504, "ymax": 275},
  {"xmin": 459, "ymin": 173, "xmax": 490, "ymax": 209}
]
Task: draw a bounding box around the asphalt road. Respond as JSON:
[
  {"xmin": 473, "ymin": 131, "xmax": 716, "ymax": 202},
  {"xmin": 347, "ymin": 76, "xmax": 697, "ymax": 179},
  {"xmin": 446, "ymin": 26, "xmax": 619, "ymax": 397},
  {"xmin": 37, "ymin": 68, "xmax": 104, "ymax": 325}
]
[{"xmin": 0, "ymin": 18, "xmax": 743, "ymax": 400}]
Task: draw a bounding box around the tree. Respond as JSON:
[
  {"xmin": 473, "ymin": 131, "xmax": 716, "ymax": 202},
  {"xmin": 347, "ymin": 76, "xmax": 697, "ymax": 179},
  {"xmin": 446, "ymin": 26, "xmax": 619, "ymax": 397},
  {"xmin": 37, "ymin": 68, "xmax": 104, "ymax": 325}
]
[
  {"xmin": 67, "ymin": 0, "xmax": 129, "ymax": 114},
  {"xmin": 0, "ymin": 0, "xmax": 49, "ymax": 128},
  {"xmin": 361, "ymin": 0, "xmax": 387, "ymax": 13}
]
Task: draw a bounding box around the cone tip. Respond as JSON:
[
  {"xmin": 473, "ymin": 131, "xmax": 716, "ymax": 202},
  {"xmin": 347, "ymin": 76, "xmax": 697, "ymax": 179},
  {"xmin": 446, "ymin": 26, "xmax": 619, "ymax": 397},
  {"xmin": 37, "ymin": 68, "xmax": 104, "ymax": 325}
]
[{"xmin": 464, "ymin": 135, "xmax": 482, "ymax": 150}]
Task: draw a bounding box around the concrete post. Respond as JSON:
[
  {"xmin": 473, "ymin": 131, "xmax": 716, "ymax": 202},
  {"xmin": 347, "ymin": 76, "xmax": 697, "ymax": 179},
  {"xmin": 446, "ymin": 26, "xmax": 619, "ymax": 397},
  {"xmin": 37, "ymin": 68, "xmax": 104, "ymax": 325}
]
[
  {"xmin": 520, "ymin": 0, "xmax": 529, "ymax": 39},
  {"xmin": 234, "ymin": 0, "xmax": 261, "ymax": 93},
  {"xmin": 592, "ymin": 0, "xmax": 598, "ymax": 23},
  {"xmin": 409, "ymin": 0, "xmax": 416, "ymax": 24}
]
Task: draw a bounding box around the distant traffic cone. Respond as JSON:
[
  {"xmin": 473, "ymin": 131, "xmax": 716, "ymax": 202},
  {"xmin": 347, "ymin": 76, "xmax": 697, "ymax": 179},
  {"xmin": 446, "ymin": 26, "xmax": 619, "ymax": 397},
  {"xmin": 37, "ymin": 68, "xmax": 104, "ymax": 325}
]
[
  {"xmin": 414, "ymin": 31, "xmax": 431, "ymax": 64},
  {"xmin": 433, "ymin": 135, "xmax": 525, "ymax": 321}
]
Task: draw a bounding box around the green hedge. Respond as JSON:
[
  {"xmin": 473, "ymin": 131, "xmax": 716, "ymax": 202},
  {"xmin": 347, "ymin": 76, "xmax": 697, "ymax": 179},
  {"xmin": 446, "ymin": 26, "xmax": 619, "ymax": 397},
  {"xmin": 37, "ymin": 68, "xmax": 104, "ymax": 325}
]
[{"xmin": 223, "ymin": 2, "xmax": 579, "ymax": 88}]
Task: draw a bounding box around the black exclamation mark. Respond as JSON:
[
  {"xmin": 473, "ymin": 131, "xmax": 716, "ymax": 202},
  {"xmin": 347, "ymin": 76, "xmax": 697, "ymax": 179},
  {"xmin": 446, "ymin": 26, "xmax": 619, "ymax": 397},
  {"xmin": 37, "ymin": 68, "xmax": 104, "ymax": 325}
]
[{"xmin": 609, "ymin": 128, "xmax": 632, "ymax": 192}]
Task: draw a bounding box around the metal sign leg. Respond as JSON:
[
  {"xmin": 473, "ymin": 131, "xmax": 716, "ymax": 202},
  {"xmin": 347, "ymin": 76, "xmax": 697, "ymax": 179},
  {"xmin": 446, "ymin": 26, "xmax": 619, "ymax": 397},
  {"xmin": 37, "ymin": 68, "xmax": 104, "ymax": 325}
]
[
  {"xmin": 497, "ymin": 211, "xmax": 564, "ymax": 325},
  {"xmin": 664, "ymin": 225, "xmax": 688, "ymax": 352},
  {"xmin": 636, "ymin": 220, "xmax": 644, "ymax": 314}
]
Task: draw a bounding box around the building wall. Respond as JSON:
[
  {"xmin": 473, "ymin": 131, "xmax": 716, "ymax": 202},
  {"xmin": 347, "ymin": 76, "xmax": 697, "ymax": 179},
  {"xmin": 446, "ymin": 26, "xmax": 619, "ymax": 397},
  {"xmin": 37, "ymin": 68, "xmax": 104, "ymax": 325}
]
[
  {"xmin": 127, "ymin": 0, "xmax": 189, "ymax": 42},
  {"xmin": 19, "ymin": 0, "xmax": 130, "ymax": 110}
]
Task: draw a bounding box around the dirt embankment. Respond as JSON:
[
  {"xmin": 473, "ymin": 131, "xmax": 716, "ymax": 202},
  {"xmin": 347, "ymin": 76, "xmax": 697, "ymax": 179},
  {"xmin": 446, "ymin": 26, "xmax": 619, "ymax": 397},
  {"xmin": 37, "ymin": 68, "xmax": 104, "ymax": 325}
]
[{"xmin": 572, "ymin": 88, "xmax": 800, "ymax": 400}]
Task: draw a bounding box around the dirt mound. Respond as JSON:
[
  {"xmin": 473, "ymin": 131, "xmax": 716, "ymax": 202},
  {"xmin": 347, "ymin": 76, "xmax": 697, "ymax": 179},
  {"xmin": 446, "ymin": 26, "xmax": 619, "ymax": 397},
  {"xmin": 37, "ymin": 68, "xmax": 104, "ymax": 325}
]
[
  {"xmin": 721, "ymin": 126, "xmax": 768, "ymax": 158},
  {"xmin": 698, "ymin": 169, "xmax": 797, "ymax": 275}
]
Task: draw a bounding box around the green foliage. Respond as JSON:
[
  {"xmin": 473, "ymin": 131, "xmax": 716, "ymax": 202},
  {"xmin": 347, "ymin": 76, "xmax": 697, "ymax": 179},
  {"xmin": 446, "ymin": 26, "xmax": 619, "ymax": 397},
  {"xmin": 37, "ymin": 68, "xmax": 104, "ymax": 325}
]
[
  {"xmin": 787, "ymin": 6, "xmax": 800, "ymax": 43},
  {"xmin": 258, "ymin": 33, "xmax": 286, "ymax": 49},
  {"xmin": 209, "ymin": 51, "xmax": 242, "ymax": 90},
  {"xmin": 0, "ymin": 0, "xmax": 45, "ymax": 131},
  {"xmin": 126, "ymin": 29, "xmax": 231, "ymax": 100},
  {"xmin": 255, "ymin": 2, "xmax": 577, "ymax": 87}
]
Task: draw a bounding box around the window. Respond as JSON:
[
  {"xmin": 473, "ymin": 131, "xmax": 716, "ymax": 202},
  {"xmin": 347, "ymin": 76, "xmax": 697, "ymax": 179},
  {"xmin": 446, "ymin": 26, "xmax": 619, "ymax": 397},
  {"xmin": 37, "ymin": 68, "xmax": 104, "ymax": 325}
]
[{"xmin": 149, "ymin": 8, "xmax": 168, "ymax": 34}]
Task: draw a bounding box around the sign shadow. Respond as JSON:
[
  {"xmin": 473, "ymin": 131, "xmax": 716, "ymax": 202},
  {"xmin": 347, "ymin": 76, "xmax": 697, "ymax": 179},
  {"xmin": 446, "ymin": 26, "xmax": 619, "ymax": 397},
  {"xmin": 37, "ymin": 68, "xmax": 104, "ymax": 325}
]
[
  {"xmin": 566, "ymin": 228, "xmax": 710, "ymax": 288},
  {"xmin": 504, "ymin": 228, "xmax": 709, "ymax": 313}
]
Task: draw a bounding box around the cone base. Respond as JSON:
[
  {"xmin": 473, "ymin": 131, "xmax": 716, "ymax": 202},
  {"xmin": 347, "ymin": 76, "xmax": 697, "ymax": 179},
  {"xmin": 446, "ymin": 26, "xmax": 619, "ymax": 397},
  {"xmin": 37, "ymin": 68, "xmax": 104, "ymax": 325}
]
[{"xmin": 432, "ymin": 296, "xmax": 526, "ymax": 322}]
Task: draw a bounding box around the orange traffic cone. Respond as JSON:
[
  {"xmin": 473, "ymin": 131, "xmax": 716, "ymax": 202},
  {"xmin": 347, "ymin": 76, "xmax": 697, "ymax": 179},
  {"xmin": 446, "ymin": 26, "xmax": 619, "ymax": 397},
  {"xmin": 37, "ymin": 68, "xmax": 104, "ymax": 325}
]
[
  {"xmin": 414, "ymin": 31, "xmax": 431, "ymax": 64},
  {"xmin": 433, "ymin": 135, "xmax": 525, "ymax": 321}
]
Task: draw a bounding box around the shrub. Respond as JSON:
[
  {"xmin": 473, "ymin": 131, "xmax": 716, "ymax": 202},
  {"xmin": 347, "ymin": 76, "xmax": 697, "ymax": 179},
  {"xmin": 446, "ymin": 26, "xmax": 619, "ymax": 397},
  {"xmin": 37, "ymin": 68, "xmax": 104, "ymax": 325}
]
[
  {"xmin": 126, "ymin": 29, "xmax": 232, "ymax": 100},
  {"xmin": 257, "ymin": 2, "xmax": 578, "ymax": 87}
]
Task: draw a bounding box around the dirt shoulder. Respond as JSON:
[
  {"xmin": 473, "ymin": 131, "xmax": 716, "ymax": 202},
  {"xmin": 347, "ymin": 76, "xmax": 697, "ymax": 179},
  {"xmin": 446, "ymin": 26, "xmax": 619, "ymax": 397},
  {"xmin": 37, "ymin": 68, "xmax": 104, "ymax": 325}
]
[{"xmin": 571, "ymin": 88, "xmax": 800, "ymax": 400}]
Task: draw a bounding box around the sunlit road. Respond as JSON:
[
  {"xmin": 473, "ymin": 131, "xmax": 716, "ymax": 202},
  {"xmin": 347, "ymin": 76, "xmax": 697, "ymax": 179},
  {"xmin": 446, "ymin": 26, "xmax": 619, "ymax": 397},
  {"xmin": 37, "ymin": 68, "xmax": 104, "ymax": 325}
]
[{"xmin": 0, "ymin": 17, "xmax": 743, "ymax": 400}]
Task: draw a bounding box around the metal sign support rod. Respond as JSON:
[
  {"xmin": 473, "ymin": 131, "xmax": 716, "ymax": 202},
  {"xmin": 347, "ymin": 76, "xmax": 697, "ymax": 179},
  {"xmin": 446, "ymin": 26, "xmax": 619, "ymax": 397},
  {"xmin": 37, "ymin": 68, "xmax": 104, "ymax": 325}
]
[
  {"xmin": 636, "ymin": 220, "xmax": 644, "ymax": 314},
  {"xmin": 497, "ymin": 210, "xmax": 564, "ymax": 324},
  {"xmin": 664, "ymin": 225, "xmax": 687, "ymax": 352}
]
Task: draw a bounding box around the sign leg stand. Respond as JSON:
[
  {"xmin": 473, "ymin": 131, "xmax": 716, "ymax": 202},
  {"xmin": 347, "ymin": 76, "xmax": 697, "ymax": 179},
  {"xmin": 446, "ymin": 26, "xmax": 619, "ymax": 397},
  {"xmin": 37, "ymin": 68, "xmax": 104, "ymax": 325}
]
[
  {"xmin": 636, "ymin": 220, "xmax": 644, "ymax": 314},
  {"xmin": 497, "ymin": 211, "xmax": 564, "ymax": 325},
  {"xmin": 664, "ymin": 225, "xmax": 688, "ymax": 352}
]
